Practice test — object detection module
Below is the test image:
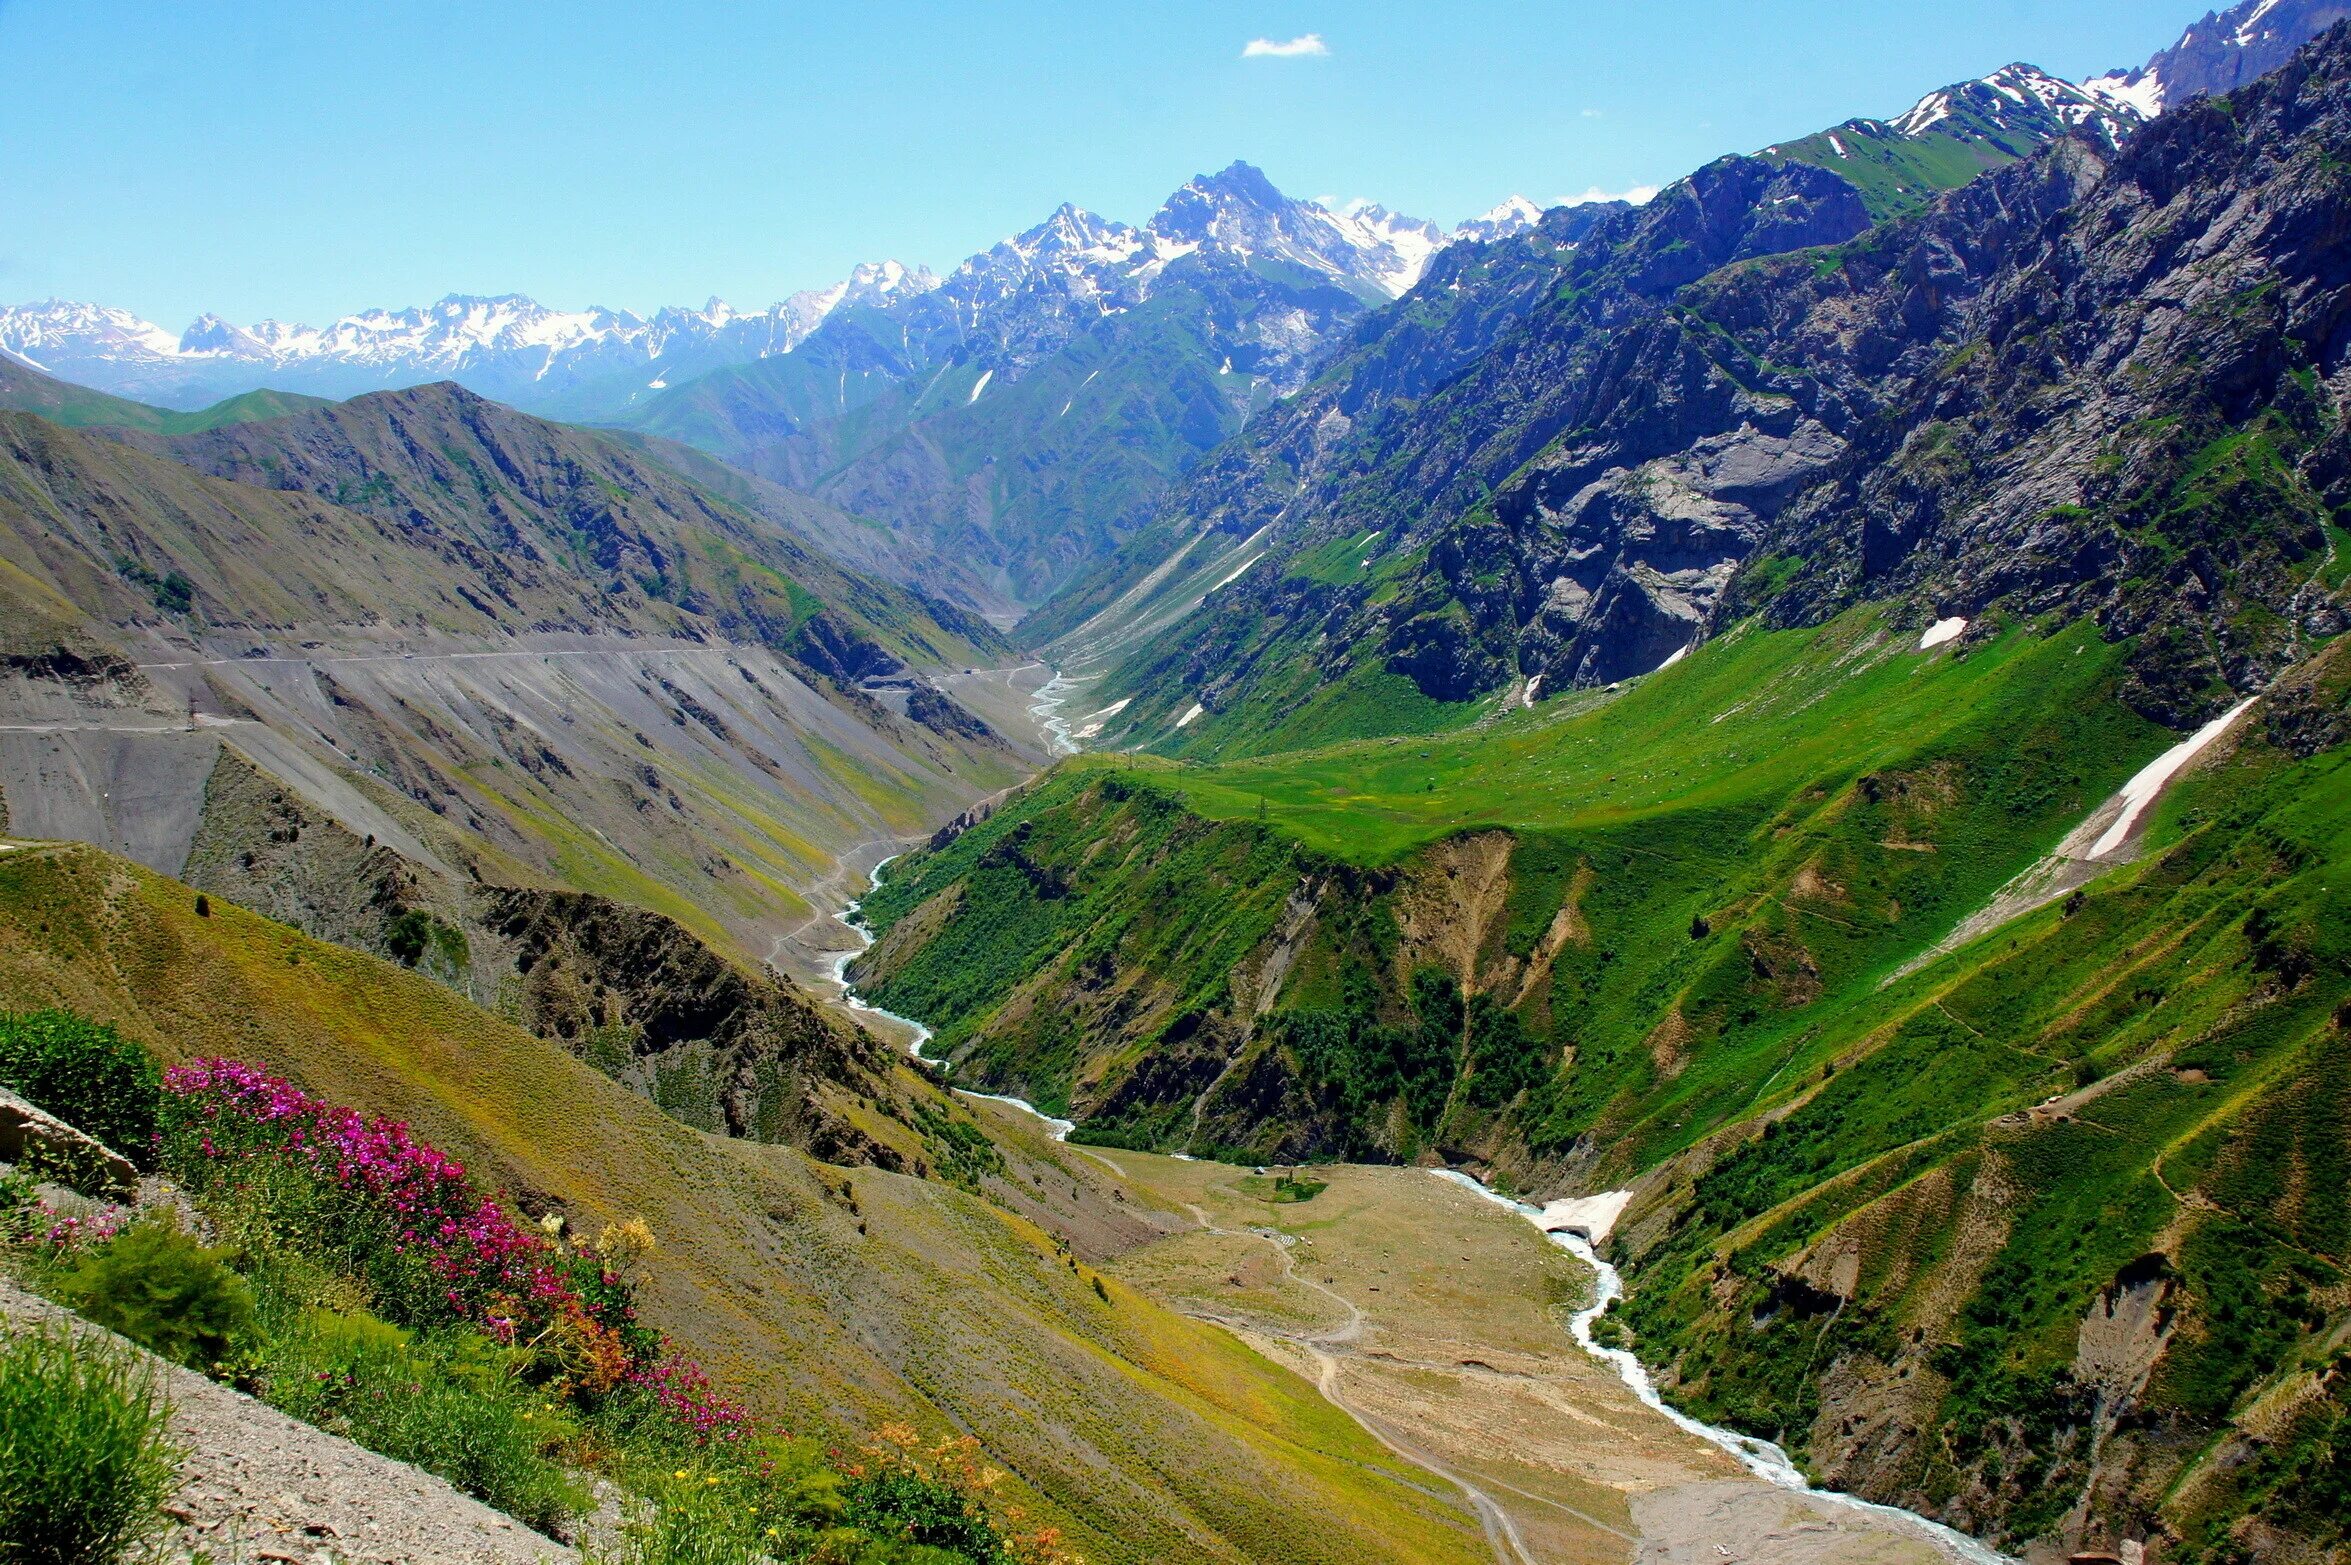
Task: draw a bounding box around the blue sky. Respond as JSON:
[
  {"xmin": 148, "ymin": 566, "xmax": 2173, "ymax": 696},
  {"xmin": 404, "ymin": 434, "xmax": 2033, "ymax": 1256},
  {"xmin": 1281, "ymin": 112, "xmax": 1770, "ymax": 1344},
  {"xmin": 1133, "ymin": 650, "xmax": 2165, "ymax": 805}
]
[{"xmin": 5, "ymin": 0, "xmax": 2195, "ymax": 327}]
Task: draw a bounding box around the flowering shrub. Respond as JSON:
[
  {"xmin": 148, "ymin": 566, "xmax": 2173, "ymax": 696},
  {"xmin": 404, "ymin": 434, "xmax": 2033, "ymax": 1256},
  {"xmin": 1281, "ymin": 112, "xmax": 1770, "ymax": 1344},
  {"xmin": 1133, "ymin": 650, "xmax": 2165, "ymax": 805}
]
[
  {"xmin": 158, "ymin": 1059, "xmax": 658, "ymax": 1387},
  {"xmin": 36, "ymin": 1202, "xmax": 130, "ymax": 1253},
  {"xmin": 102, "ymin": 1056, "xmax": 1055, "ymax": 1563},
  {"xmin": 630, "ymin": 1354, "xmax": 756, "ymax": 1444}
]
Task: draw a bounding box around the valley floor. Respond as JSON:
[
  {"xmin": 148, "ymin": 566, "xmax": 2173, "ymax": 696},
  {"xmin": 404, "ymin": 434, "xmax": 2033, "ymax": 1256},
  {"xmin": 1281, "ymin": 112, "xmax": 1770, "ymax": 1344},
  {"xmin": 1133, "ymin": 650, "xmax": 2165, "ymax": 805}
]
[{"xmin": 963, "ymin": 1097, "xmax": 1982, "ymax": 1565}]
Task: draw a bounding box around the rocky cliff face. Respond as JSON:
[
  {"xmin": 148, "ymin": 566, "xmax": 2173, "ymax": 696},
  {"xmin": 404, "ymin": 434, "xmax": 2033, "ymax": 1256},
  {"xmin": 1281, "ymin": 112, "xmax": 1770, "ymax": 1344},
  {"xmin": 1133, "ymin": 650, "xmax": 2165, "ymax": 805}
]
[
  {"xmin": 1743, "ymin": 36, "xmax": 2351, "ymax": 720},
  {"xmin": 2091, "ymin": 0, "xmax": 2351, "ymax": 116},
  {"xmin": 1088, "ymin": 27, "xmax": 2351, "ymax": 748}
]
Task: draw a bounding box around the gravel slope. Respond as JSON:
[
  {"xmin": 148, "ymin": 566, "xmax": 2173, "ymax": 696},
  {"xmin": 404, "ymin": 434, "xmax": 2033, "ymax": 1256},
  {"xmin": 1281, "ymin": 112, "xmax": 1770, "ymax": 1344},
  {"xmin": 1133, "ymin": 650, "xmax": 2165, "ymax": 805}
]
[{"xmin": 0, "ymin": 1281, "xmax": 574, "ymax": 1565}]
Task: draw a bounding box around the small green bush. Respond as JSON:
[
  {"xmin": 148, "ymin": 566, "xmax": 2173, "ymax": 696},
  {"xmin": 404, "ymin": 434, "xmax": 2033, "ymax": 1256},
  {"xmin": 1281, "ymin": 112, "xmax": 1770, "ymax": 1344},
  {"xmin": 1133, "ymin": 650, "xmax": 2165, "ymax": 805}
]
[
  {"xmin": 0, "ymin": 1010, "xmax": 161, "ymax": 1167},
  {"xmin": 0, "ymin": 1168, "xmax": 37, "ymax": 1243},
  {"xmin": 0, "ymin": 1325, "xmax": 181, "ymax": 1565},
  {"xmin": 259, "ymin": 1312, "xmax": 584, "ymax": 1535},
  {"xmin": 59, "ymin": 1212, "xmax": 256, "ymax": 1373}
]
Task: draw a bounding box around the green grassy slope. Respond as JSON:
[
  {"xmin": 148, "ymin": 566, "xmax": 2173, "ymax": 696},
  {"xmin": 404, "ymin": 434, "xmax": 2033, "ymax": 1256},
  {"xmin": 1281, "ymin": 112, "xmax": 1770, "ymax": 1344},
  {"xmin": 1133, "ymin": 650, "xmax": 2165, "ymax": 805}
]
[
  {"xmin": 0, "ymin": 841, "xmax": 1492, "ymax": 1565},
  {"xmin": 1615, "ymin": 663, "xmax": 2351, "ymax": 1553},
  {"xmin": 860, "ymin": 609, "xmax": 2164, "ymax": 1134},
  {"xmin": 852, "ymin": 610, "xmax": 2351, "ymax": 1550}
]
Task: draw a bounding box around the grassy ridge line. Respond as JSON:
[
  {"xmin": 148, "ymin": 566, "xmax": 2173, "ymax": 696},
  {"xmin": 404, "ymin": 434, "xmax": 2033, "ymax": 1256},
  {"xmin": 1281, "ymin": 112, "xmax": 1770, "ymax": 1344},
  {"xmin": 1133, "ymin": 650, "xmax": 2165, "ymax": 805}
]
[
  {"xmin": 1102, "ymin": 611, "xmax": 2156, "ymax": 864},
  {"xmin": 857, "ymin": 610, "xmax": 2166, "ymax": 1170},
  {"xmin": 0, "ymin": 841, "xmax": 1494, "ymax": 1565},
  {"xmin": 0, "ymin": 356, "xmax": 332, "ymax": 436}
]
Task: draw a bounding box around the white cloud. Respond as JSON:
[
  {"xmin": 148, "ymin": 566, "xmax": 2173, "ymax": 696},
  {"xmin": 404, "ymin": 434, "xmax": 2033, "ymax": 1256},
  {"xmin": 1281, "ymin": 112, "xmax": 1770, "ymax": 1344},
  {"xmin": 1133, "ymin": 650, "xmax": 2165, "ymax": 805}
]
[
  {"xmin": 1581, "ymin": 107, "xmax": 1604, "ymax": 118},
  {"xmin": 1243, "ymin": 33, "xmax": 1328, "ymax": 58},
  {"xmin": 1559, "ymin": 184, "xmax": 1661, "ymax": 207}
]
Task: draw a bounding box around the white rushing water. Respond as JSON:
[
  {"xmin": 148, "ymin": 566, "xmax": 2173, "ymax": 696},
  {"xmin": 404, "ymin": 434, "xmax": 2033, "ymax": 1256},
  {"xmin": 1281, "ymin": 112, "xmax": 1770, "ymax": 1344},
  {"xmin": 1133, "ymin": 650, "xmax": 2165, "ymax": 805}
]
[
  {"xmin": 1028, "ymin": 669, "xmax": 1081, "ymax": 757},
  {"xmin": 1431, "ymin": 1171, "xmax": 2015, "ymax": 1565},
  {"xmin": 829, "ymin": 855, "xmax": 1078, "ymax": 1139}
]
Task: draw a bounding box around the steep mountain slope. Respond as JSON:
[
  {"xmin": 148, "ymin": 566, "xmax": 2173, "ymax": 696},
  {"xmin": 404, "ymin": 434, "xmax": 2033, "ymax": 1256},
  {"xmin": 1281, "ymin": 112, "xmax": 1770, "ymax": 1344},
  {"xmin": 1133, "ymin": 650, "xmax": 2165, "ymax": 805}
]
[
  {"xmin": 0, "ymin": 386, "xmax": 1039, "ymax": 1158},
  {"xmin": 1761, "ymin": 64, "xmax": 2132, "ymax": 220},
  {"xmin": 1074, "ymin": 26, "xmax": 2351, "ymax": 757},
  {"xmin": 118, "ymin": 379, "xmax": 1004, "ymax": 665},
  {"xmin": 1029, "ymin": 61, "xmax": 2153, "ymax": 704},
  {"xmin": 2090, "ymin": 0, "xmax": 2351, "ymax": 117},
  {"xmin": 840, "ymin": 29, "xmax": 2351, "ymax": 1560},
  {"xmin": 625, "ymin": 167, "xmax": 1511, "ymax": 609},
  {"xmin": 0, "ymin": 390, "xmax": 1026, "ymax": 975},
  {"xmin": 0, "ymin": 840, "xmax": 1494, "ymax": 1565},
  {"xmin": 0, "ymin": 262, "xmax": 940, "ymax": 417}
]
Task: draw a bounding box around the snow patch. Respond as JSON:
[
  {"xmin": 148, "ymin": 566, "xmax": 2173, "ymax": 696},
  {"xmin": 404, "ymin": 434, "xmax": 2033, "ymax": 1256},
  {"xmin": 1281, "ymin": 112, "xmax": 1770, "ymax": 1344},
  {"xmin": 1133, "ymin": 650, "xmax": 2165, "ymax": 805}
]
[
  {"xmin": 1174, "ymin": 702, "xmax": 1205, "ymax": 729},
  {"xmin": 1894, "ymin": 90, "xmax": 1953, "ymax": 136},
  {"xmin": 1918, "ymin": 616, "xmax": 1968, "ymax": 650},
  {"xmin": 2084, "ymin": 69, "xmax": 2165, "ymax": 119},
  {"xmin": 1654, "ymin": 642, "xmax": 1692, "ymax": 673},
  {"xmin": 967, "ymin": 368, "xmax": 993, "ymax": 404},
  {"xmin": 1531, "ymin": 1189, "xmax": 1635, "ymax": 1242},
  {"xmin": 2089, "ymin": 699, "xmax": 2257, "ymax": 859},
  {"xmin": 1210, "ymin": 554, "xmax": 1262, "ymax": 592}
]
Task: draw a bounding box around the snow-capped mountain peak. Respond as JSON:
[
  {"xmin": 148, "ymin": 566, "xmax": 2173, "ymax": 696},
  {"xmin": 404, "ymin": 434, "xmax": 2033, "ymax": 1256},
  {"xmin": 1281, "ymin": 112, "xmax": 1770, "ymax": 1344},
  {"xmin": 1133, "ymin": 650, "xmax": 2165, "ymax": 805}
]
[
  {"xmin": 1135, "ymin": 162, "xmax": 1448, "ymax": 298},
  {"xmin": 2084, "ymin": 0, "xmax": 2350, "ymax": 120},
  {"xmin": 1893, "ymin": 63, "xmax": 2135, "ymax": 142},
  {"xmin": 0, "ymin": 261, "xmax": 934, "ymax": 409},
  {"xmin": 4, "ymin": 165, "xmax": 1458, "ymax": 413},
  {"xmin": 1452, "ymin": 196, "xmax": 1544, "ymax": 244}
]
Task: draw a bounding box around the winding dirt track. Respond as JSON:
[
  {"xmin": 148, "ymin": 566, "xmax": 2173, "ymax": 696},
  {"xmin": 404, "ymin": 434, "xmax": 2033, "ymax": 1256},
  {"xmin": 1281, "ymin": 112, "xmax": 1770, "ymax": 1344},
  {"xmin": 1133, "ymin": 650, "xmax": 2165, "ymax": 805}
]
[{"xmin": 1175, "ymin": 1202, "xmax": 1553, "ymax": 1565}]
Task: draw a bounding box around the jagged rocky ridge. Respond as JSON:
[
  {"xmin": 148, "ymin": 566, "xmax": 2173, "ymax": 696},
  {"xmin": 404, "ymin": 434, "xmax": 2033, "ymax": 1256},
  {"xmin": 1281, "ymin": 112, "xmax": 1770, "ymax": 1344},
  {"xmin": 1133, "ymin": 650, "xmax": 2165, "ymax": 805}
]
[
  {"xmin": 621, "ymin": 165, "xmax": 1539, "ymax": 608},
  {"xmin": 0, "ymin": 262, "xmax": 941, "ymax": 418},
  {"xmin": 1073, "ymin": 24, "xmax": 2351, "ymax": 746}
]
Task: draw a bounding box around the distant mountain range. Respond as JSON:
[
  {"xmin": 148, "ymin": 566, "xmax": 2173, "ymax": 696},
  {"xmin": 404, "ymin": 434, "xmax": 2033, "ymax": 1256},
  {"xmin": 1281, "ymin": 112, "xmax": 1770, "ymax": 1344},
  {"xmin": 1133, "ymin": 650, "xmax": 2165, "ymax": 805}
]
[
  {"xmin": 611, "ymin": 166, "xmax": 1558, "ymax": 609},
  {"xmin": 1, "ymin": 0, "xmax": 2328, "ymax": 624},
  {"xmin": 0, "ymin": 186, "xmax": 1535, "ymax": 423},
  {"xmin": 0, "ymin": 261, "xmax": 941, "ymax": 420}
]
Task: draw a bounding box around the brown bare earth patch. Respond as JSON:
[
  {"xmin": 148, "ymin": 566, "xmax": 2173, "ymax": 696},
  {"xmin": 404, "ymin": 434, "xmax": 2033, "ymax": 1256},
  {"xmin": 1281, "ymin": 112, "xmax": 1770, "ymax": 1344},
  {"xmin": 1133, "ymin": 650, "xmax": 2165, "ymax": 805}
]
[
  {"xmin": 1513, "ymin": 862, "xmax": 1597, "ymax": 1007},
  {"xmin": 1393, "ymin": 830, "xmax": 1516, "ymax": 991},
  {"xmin": 1647, "ymin": 1008, "xmax": 1695, "ymax": 1081},
  {"xmin": 987, "ymin": 1117, "xmax": 1973, "ymax": 1565}
]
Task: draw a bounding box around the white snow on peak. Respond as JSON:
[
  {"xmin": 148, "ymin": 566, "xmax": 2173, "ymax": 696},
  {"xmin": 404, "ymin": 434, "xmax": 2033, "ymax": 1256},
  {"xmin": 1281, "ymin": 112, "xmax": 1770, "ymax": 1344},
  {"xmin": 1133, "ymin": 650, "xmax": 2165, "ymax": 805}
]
[
  {"xmin": 1453, "ymin": 195, "xmax": 1544, "ymax": 244},
  {"xmin": 2237, "ymin": 0, "xmax": 2291, "ymax": 47},
  {"xmin": 2079, "ymin": 0, "xmax": 2336, "ymax": 125},
  {"xmin": 1889, "ymin": 64, "xmax": 2135, "ymax": 142},
  {"xmin": 0, "ymin": 260, "xmax": 938, "ymax": 399},
  {"xmin": 1893, "ymin": 89, "xmax": 1953, "ymax": 136},
  {"xmin": 2084, "ymin": 68, "xmax": 2166, "ymax": 119}
]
